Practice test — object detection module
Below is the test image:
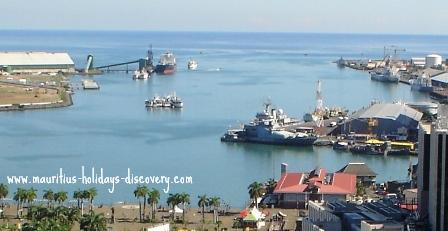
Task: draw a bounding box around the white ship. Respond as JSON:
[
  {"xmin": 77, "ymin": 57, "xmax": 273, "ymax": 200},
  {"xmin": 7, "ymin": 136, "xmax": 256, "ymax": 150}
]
[
  {"xmin": 133, "ymin": 69, "xmax": 150, "ymax": 80},
  {"xmin": 187, "ymin": 59, "xmax": 198, "ymax": 70},
  {"xmin": 370, "ymin": 66, "xmax": 400, "ymax": 83},
  {"xmin": 145, "ymin": 93, "xmax": 183, "ymax": 108},
  {"xmin": 410, "ymin": 73, "xmax": 433, "ymax": 92}
]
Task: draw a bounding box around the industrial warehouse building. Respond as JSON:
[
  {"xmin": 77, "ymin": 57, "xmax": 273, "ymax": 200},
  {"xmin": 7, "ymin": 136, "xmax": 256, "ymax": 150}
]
[
  {"xmin": 0, "ymin": 52, "xmax": 75, "ymax": 74},
  {"xmin": 431, "ymin": 72, "xmax": 448, "ymax": 88},
  {"xmin": 340, "ymin": 103, "xmax": 423, "ymax": 141}
]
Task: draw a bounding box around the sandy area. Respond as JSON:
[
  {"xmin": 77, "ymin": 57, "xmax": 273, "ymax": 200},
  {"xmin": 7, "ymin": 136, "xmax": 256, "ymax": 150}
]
[
  {"xmin": 0, "ymin": 84, "xmax": 61, "ymax": 105},
  {"xmin": 0, "ymin": 203, "xmax": 302, "ymax": 231}
]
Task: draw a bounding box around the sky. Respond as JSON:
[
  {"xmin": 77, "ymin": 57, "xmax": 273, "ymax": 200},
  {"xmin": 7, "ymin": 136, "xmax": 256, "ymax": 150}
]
[{"xmin": 1, "ymin": 0, "xmax": 447, "ymax": 34}]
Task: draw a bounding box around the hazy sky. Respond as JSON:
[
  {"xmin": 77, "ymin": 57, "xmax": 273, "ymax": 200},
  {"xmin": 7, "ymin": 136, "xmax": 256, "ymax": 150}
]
[{"xmin": 1, "ymin": 0, "xmax": 447, "ymax": 34}]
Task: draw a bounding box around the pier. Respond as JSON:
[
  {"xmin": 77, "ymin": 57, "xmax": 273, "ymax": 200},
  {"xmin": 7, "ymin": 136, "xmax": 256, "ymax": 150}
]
[{"xmin": 79, "ymin": 49, "xmax": 155, "ymax": 75}]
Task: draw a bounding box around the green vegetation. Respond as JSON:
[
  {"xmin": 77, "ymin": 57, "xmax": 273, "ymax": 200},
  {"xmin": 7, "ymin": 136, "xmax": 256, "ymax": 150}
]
[
  {"xmin": 248, "ymin": 182, "xmax": 265, "ymax": 208},
  {"xmin": 134, "ymin": 185, "xmax": 149, "ymax": 223},
  {"xmin": 0, "ymin": 184, "xmax": 8, "ymax": 218},
  {"xmin": 147, "ymin": 188, "xmax": 160, "ymax": 221}
]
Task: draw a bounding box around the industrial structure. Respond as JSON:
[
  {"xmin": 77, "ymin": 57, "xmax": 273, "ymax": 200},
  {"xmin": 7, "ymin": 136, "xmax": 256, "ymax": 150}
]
[
  {"xmin": 431, "ymin": 72, "xmax": 448, "ymax": 88},
  {"xmin": 0, "ymin": 52, "xmax": 75, "ymax": 74},
  {"xmin": 417, "ymin": 105, "xmax": 448, "ymax": 231},
  {"xmin": 340, "ymin": 102, "xmax": 423, "ymax": 141}
]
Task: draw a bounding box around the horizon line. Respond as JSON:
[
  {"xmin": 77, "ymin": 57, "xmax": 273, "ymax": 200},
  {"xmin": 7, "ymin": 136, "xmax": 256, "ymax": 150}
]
[{"xmin": 1, "ymin": 28, "xmax": 448, "ymax": 37}]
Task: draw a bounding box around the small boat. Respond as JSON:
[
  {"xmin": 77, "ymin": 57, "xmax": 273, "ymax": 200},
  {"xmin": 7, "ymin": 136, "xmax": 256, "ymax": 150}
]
[
  {"xmin": 349, "ymin": 144, "xmax": 383, "ymax": 155},
  {"xmin": 133, "ymin": 69, "xmax": 150, "ymax": 80},
  {"xmin": 145, "ymin": 93, "xmax": 183, "ymax": 108},
  {"xmin": 145, "ymin": 96, "xmax": 164, "ymax": 107},
  {"xmin": 169, "ymin": 95, "xmax": 183, "ymax": 108},
  {"xmin": 187, "ymin": 59, "xmax": 198, "ymax": 70},
  {"xmin": 333, "ymin": 141, "xmax": 350, "ymax": 151},
  {"xmin": 386, "ymin": 149, "xmax": 411, "ymax": 156}
]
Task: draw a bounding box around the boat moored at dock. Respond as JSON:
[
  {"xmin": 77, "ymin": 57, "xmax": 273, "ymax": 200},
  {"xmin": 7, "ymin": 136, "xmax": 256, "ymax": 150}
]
[
  {"xmin": 370, "ymin": 66, "xmax": 400, "ymax": 83},
  {"xmin": 221, "ymin": 102, "xmax": 318, "ymax": 146},
  {"xmin": 409, "ymin": 73, "xmax": 433, "ymax": 92},
  {"xmin": 133, "ymin": 69, "xmax": 150, "ymax": 80}
]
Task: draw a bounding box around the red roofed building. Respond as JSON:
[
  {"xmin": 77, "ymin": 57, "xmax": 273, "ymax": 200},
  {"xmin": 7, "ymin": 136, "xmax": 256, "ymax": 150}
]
[{"xmin": 273, "ymin": 167, "xmax": 356, "ymax": 208}]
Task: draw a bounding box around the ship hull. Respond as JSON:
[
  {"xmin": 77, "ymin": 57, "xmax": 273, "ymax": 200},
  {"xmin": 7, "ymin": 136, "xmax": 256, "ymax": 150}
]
[
  {"xmin": 221, "ymin": 134, "xmax": 317, "ymax": 146},
  {"xmin": 411, "ymin": 85, "xmax": 433, "ymax": 92},
  {"xmin": 155, "ymin": 64, "xmax": 176, "ymax": 75},
  {"xmin": 370, "ymin": 73, "xmax": 399, "ymax": 83}
]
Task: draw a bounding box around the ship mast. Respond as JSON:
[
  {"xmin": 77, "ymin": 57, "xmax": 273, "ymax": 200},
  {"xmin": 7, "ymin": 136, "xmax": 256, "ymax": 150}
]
[{"xmin": 315, "ymin": 80, "xmax": 324, "ymax": 127}]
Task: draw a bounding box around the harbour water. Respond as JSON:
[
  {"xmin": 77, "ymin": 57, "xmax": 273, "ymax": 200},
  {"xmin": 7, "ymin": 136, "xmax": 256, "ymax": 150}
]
[{"xmin": 0, "ymin": 31, "xmax": 445, "ymax": 207}]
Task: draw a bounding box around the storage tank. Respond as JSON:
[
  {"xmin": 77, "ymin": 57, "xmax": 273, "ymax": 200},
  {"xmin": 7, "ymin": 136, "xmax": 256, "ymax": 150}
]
[{"xmin": 425, "ymin": 54, "xmax": 442, "ymax": 68}]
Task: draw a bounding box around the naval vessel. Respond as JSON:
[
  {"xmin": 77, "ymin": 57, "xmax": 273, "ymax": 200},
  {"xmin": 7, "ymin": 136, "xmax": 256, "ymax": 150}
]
[{"xmin": 221, "ymin": 102, "xmax": 317, "ymax": 146}]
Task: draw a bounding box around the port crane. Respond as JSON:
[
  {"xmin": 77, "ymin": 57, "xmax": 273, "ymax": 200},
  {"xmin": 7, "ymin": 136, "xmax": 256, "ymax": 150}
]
[{"xmin": 383, "ymin": 45, "xmax": 406, "ymax": 60}]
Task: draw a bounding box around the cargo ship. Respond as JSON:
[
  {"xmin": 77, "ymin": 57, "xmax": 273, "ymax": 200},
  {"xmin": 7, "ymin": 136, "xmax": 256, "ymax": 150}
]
[
  {"xmin": 221, "ymin": 102, "xmax": 317, "ymax": 146},
  {"xmin": 155, "ymin": 52, "xmax": 176, "ymax": 75}
]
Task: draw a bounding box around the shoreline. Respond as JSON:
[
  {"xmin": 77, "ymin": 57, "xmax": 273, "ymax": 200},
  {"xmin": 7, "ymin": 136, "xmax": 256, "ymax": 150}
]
[{"xmin": 0, "ymin": 80, "xmax": 73, "ymax": 112}]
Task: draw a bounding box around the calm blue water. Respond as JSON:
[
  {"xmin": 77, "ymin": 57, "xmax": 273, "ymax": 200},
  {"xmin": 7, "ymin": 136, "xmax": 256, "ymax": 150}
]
[{"xmin": 0, "ymin": 31, "xmax": 443, "ymax": 207}]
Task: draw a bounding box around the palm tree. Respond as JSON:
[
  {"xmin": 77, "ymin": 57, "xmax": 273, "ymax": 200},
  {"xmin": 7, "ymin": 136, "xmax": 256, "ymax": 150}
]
[
  {"xmin": 26, "ymin": 188, "xmax": 38, "ymax": 217},
  {"xmin": 197, "ymin": 194, "xmax": 207, "ymax": 224},
  {"xmin": 166, "ymin": 193, "xmax": 180, "ymax": 221},
  {"xmin": 54, "ymin": 191, "xmax": 68, "ymax": 205},
  {"xmin": 13, "ymin": 187, "xmax": 27, "ymax": 218},
  {"xmin": 147, "ymin": 188, "xmax": 160, "ymax": 221},
  {"xmin": 0, "ymin": 183, "xmax": 8, "ymax": 218},
  {"xmin": 73, "ymin": 189, "xmax": 88, "ymax": 215},
  {"xmin": 265, "ymin": 178, "xmax": 277, "ymax": 194},
  {"xmin": 73, "ymin": 190, "xmax": 82, "ymax": 209},
  {"xmin": 43, "ymin": 189, "xmax": 55, "ymax": 208},
  {"xmin": 80, "ymin": 211, "xmax": 107, "ymax": 231},
  {"xmin": 179, "ymin": 192, "xmax": 190, "ymax": 223},
  {"xmin": 208, "ymin": 196, "xmax": 221, "ymax": 223},
  {"xmin": 248, "ymin": 181, "xmax": 265, "ymax": 208},
  {"xmin": 134, "ymin": 185, "xmax": 148, "ymax": 222},
  {"xmin": 86, "ymin": 188, "xmax": 98, "ymax": 212}
]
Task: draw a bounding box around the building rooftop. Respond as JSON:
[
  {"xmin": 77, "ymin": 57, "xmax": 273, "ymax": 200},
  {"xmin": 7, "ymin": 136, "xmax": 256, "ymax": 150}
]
[
  {"xmin": 0, "ymin": 52, "xmax": 74, "ymax": 66},
  {"xmin": 337, "ymin": 163, "xmax": 377, "ymax": 177},
  {"xmin": 432, "ymin": 72, "xmax": 448, "ymax": 84},
  {"xmin": 274, "ymin": 168, "xmax": 356, "ymax": 195},
  {"xmin": 356, "ymin": 103, "xmax": 422, "ymax": 122}
]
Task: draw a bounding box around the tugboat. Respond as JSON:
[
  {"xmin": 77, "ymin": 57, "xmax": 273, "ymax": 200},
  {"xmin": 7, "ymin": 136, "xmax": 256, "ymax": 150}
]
[
  {"xmin": 133, "ymin": 69, "xmax": 150, "ymax": 80},
  {"xmin": 187, "ymin": 59, "xmax": 198, "ymax": 70},
  {"xmin": 221, "ymin": 102, "xmax": 318, "ymax": 146},
  {"xmin": 155, "ymin": 52, "xmax": 176, "ymax": 75}
]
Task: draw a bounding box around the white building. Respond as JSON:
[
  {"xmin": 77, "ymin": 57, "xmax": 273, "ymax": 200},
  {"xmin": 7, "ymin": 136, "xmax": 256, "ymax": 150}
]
[
  {"xmin": 425, "ymin": 54, "xmax": 443, "ymax": 68},
  {"xmin": 0, "ymin": 51, "xmax": 75, "ymax": 74}
]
